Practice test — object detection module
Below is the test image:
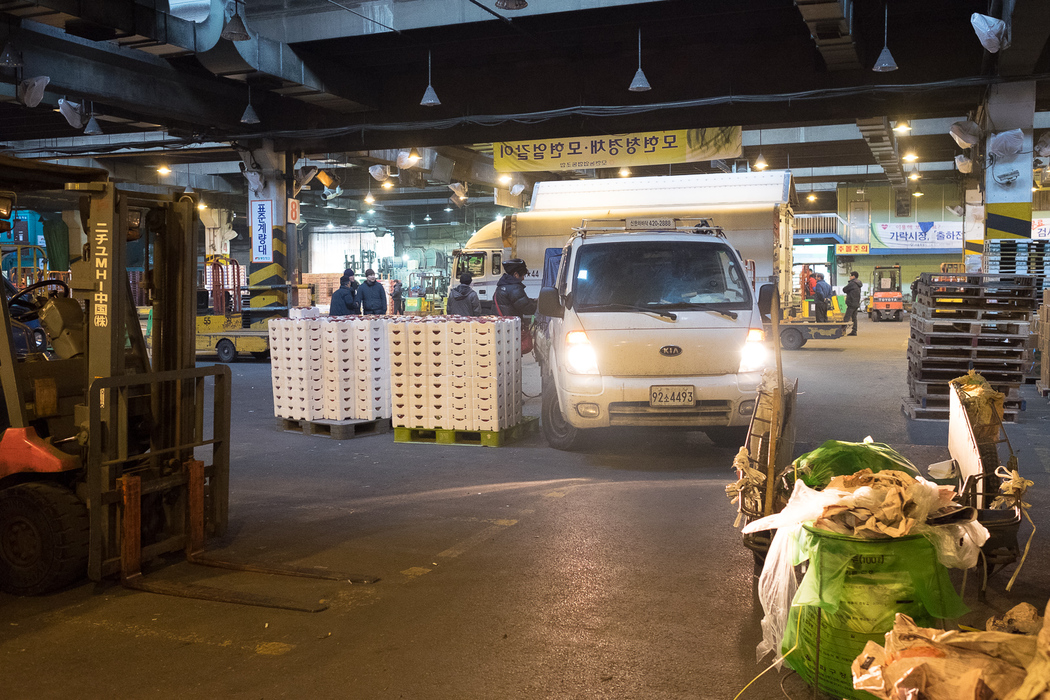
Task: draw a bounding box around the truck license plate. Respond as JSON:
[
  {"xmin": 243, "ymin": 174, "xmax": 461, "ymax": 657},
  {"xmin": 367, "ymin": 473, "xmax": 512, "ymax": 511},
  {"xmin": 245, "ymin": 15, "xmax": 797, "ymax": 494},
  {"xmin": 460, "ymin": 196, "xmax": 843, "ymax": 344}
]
[{"xmin": 649, "ymin": 386, "xmax": 694, "ymax": 407}]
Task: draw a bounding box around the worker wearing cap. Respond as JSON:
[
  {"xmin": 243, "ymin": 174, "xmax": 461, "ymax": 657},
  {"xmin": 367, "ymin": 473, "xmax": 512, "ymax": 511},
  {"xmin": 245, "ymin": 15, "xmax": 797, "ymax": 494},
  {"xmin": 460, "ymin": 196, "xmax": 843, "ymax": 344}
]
[
  {"xmin": 493, "ymin": 258, "xmax": 536, "ymax": 320},
  {"xmin": 358, "ymin": 268, "xmax": 387, "ymax": 315}
]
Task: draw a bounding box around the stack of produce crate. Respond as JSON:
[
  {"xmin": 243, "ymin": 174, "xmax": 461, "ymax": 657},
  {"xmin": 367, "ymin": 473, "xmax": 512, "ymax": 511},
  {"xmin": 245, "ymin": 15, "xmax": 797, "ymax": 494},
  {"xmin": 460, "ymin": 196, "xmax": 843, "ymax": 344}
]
[
  {"xmin": 389, "ymin": 316, "xmax": 521, "ymax": 432},
  {"xmin": 903, "ymin": 272, "xmax": 1040, "ymax": 421},
  {"xmin": 269, "ymin": 316, "xmax": 392, "ymax": 423}
]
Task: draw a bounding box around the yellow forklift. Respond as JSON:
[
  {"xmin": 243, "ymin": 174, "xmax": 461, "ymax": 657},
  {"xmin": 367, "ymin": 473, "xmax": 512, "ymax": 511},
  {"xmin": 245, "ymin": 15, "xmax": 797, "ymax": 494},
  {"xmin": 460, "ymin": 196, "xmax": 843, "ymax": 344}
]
[
  {"xmin": 195, "ymin": 255, "xmax": 269, "ymax": 361},
  {"xmin": 0, "ymin": 157, "xmax": 371, "ymax": 607}
]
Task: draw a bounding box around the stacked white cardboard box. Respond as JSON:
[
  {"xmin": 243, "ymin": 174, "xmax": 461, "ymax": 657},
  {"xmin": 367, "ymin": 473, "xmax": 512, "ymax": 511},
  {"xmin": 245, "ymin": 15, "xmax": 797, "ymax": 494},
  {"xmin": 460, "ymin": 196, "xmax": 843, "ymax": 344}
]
[
  {"xmin": 270, "ymin": 314, "xmax": 521, "ymax": 431},
  {"xmin": 270, "ymin": 315, "xmax": 391, "ymax": 422},
  {"xmin": 388, "ymin": 316, "xmax": 521, "ymax": 432}
]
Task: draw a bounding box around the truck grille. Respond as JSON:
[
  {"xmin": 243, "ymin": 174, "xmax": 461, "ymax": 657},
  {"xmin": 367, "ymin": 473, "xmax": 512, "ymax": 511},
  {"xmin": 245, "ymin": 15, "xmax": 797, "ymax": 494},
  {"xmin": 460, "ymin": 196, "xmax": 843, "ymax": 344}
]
[{"xmin": 607, "ymin": 400, "xmax": 732, "ymax": 427}]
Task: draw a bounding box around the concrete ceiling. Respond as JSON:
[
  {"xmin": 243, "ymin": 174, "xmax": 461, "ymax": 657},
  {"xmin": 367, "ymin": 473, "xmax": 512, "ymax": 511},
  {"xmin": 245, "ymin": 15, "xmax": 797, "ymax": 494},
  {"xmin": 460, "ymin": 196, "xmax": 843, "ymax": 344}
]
[{"xmin": 0, "ymin": 0, "xmax": 1047, "ymax": 230}]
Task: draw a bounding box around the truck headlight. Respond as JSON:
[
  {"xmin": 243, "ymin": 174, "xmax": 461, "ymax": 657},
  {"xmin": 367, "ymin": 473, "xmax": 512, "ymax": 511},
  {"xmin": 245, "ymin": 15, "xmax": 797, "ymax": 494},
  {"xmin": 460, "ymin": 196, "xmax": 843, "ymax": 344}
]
[
  {"xmin": 565, "ymin": 330, "xmax": 599, "ymax": 375},
  {"xmin": 738, "ymin": 328, "xmax": 768, "ymax": 373}
]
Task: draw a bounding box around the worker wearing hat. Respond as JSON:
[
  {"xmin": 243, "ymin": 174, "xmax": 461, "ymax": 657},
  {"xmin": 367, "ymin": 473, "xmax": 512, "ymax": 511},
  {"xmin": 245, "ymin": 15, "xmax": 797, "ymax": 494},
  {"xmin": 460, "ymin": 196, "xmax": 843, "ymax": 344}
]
[{"xmin": 493, "ymin": 258, "xmax": 535, "ymax": 320}]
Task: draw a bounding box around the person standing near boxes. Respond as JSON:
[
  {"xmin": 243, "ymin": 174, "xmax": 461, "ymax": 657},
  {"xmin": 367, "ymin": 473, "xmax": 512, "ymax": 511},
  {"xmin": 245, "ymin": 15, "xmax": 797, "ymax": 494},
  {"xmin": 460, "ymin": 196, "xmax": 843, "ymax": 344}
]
[
  {"xmin": 358, "ymin": 268, "xmax": 387, "ymax": 315},
  {"xmin": 447, "ymin": 272, "xmax": 482, "ymax": 316},
  {"xmin": 493, "ymin": 258, "xmax": 536, "ymax": 354},
  {"xmin": 329, "ymin": 275, "xmax": 356, "ymax": 316}
]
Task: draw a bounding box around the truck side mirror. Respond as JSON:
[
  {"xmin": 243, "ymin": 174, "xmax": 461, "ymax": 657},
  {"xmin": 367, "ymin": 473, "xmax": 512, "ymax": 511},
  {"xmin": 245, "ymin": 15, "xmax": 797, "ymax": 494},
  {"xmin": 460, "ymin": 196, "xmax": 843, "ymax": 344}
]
[
  {"xmin": 757, "ymin": 284, "xmax": 774, "ymax": 322},
  {"xmin": 538, "ymin": 287, "xmax": 563, "ymax": 318}
]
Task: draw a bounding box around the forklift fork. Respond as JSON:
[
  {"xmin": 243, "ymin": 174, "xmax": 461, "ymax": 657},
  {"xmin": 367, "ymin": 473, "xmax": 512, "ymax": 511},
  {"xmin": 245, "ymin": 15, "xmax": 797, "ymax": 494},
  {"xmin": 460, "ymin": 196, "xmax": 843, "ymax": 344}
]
[{"xmin": 119, "ymin": 460, "xmax": 378, "ymax": 612}]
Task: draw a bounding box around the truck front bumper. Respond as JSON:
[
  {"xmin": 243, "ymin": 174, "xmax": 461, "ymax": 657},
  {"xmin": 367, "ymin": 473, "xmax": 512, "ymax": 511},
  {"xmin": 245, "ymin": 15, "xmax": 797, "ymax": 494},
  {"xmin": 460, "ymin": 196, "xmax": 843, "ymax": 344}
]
[{"xmin": 556, "ymin": 371, "xmax": 761, "ymax": 429}]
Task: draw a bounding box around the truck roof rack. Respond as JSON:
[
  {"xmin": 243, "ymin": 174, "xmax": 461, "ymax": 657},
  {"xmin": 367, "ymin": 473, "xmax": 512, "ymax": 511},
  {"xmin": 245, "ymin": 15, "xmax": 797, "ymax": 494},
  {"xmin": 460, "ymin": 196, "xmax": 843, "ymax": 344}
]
[{"xmin": 571, "ymin": 217, "xmax": 727, "ymax": 240}]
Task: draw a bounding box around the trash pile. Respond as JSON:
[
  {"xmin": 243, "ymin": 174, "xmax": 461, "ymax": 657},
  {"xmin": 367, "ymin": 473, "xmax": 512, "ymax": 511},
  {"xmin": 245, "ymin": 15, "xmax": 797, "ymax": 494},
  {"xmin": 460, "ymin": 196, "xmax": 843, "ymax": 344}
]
[
  {"xmin": 852, "ymin": 602, "xmax": 1050, "ymax": 700},
  {"xmin": 739, "ymin": 439, "xmax": 989, "ymax": 698},
  {"xmin": 951, "ymin": 369, "xmax": 1006, "ymax": 432}
]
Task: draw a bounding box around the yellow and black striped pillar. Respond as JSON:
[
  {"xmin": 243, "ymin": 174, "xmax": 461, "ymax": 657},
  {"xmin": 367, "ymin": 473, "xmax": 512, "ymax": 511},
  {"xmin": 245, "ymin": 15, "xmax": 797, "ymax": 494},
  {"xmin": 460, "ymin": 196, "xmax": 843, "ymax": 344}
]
[
  {"xmin": 249, "ymin": 225, "xmax": 287, "ymax": 330},
  {"xmin": 986, "ymin": 202, "xmax": 1032, "ymax": 240}
]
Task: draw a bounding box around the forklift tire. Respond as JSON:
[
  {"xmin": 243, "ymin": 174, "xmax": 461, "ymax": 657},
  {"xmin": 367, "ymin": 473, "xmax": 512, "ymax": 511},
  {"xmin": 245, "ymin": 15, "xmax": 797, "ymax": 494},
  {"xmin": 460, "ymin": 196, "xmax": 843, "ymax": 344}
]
[
  {"xmin": 780, "ymin": 327, "xmax": 805, "ymax": 351},
  {"xmin": 216, "ymin": 339, "xmax": 237, "ymax": 363},
  {"xmin": 870, "ymin": 310, "xmax": 881, "ymax": 322},
  {"xmin": 895, "ymin": 310, "xmax": 903, "ymax": 321},
  {"xmin": 0, "ymin": 483, "xmax": 89, "ymax": 595},
  {"xmin": 541, "ymin": 386, "xmax": 583, "ymax": 451}
]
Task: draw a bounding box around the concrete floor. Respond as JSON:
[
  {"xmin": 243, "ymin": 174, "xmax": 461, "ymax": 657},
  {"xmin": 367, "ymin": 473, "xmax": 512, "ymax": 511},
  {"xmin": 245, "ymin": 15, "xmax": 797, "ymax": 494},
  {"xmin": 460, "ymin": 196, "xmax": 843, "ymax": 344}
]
[{"xmin": 2, "ymin": 315, "xmax": 1049, "ymax": 699}]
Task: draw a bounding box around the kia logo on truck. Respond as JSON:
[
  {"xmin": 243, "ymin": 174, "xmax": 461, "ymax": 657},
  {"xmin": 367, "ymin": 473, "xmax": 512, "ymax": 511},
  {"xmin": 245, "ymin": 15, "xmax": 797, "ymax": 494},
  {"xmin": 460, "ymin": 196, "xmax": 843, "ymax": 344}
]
[{"xmin": 659, "ymin": 345, "xmax": 683, "ymax": 357}]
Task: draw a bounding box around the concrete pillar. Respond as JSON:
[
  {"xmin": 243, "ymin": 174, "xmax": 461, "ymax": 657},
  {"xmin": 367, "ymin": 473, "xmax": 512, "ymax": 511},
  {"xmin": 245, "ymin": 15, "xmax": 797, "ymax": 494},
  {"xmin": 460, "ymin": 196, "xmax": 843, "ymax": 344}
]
[
  {"xmin": 982, "ymin": 82, "xmax": 1036, "ymax": 252},
  {"xmin": 239, "ymin": 141, "xmax": 292, "ymax": 328}
]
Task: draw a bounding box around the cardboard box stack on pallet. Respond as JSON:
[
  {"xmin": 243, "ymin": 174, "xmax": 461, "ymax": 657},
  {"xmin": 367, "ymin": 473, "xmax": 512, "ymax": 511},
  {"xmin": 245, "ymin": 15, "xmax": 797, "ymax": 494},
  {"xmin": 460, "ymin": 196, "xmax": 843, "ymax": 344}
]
[
  {"xmin": 389, "ymin": 316, "xmax": 522, "ymax": 432},
  {"xmin": 903, "ymin": 272, "xmax": 1040, "ymax": 421},
  {"xmin": 301, "ymin": 273, "xmax": 342, "ymax": 305},
  {"xmin": 269, "ymin": 315, "xmax": 392, "ymax": 423}
]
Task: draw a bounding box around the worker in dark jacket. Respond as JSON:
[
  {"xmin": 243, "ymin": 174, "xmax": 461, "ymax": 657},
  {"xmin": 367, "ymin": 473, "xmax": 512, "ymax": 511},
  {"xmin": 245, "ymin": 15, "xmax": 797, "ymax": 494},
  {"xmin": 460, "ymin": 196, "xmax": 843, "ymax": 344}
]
[
  {"xmin": 447, "ymin": 272, "xmax": 482, "ymax": 316},
  {"xmin": 493, "ymin": 258, "xmax": 536, "ymax": 319},
  {"xmin": 842, "ymin": 270, "xmax": 863, "ymax": 336},
  {"xmin": 329, "ymin": 275, "xmax": 356, "ymax": 316},
  {"xmin": 357, "ymin": 268, "xmax": 387, "ymax": 315},
  {"xmin": 391, "ymin": 279, "xmax": 404, "ymax": 315}
]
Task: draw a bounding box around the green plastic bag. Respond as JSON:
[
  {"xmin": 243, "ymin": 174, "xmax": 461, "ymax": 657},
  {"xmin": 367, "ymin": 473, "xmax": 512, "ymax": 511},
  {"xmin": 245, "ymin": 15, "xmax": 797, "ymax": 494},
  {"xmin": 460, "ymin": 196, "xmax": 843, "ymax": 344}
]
[
  {"xmin": 782, "ymin": 526, "xmax": 968, "ymax": 699},
  {"xmin": 786, "ymin": 439, "xmax": 919, "ymax": 490}
]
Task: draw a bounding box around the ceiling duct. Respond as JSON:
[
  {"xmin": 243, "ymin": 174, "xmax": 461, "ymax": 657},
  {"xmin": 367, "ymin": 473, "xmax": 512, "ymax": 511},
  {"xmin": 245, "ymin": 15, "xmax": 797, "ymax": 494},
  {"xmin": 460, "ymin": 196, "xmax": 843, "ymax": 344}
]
[
  {"xmin": 856, "ymin": 116, "xmax": 907, "ymax": 190},
  {"xmin": 794, "ymin": 0, "xmax": 861, "ymax": 71},
  {"xmin": 0, "ymin": 0, "xmax": 371, "ymax": 114}
]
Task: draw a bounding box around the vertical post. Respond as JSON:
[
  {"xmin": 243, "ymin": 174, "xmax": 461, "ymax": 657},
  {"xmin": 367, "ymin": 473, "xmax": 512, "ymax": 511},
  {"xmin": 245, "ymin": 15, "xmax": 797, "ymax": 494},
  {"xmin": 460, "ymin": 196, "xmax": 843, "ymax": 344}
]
[
  {"xmin": 245, "ymin": 142, "xmax": 288, "ymax": 329},
  {"xmin": 185, "ymin": 459, "xmax": 205, "ymax": 555},
  {"xmin": 983, "ymin": 82, "xmax": 1036, "ymax": 255},
  {"xmin": 763, "ymin": 292, "xmax": 782, "ymax": 516},
  {"xmin": 120, "ymin": 474, "xmax": 142, "ymax": 582}
]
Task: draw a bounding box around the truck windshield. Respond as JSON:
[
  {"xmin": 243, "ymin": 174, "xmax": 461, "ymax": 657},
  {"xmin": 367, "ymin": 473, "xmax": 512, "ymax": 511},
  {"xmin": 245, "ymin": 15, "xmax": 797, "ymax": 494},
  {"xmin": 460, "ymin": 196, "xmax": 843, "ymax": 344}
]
[
  {"xmin": 455, "ymin": 253, "xmax": 485, "ymax": 278},
  {"xmin": 571, "ymin": 240, "xmax": 752, "ymax": 311}
]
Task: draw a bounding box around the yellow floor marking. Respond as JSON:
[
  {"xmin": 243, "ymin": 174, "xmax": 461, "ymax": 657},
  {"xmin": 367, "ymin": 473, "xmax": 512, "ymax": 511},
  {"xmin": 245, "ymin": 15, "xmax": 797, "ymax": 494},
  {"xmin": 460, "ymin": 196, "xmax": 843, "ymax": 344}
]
[
  {"xmin": 544, "ymin": 490, "xmax": 567, "ymax": 498},
  {"xmin": 437, "ymin": 520, "xmax": 517, "ymax": 559},
  {"xmin": 255, "ymin": 642, "xmax": 294, "ymax": 656},
  {"xmin": 400, "ymin": 566, "xmax": 432, "ymax": 578},
  {"xmin": 43, "ymin": 612, "xmax": 292, "ymax": 655}
]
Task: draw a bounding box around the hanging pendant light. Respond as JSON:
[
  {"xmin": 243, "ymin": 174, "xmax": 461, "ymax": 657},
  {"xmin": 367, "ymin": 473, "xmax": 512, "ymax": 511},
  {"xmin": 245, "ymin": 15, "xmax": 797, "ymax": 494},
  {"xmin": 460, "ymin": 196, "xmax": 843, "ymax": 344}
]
[
  {"xmin": 893, "ymin": 118, "xmax": 912, "ymax": 133},
  {"xmin": 753, "ymin": 129, "xmax": 768, "ymax": 170},
  {"xmin": 221, "ymin": 1, "xmax": 250, "ymax": 41},
  {"xmin": 0, "ymin": 41, "xmax": 23, "ymax": 68},
  {"xmin": 83, "ymin": 102, "xmax": 103, "ymax": 136},
  {"xmin": 873, "ymin": 4, "xmax": 897, "ymax": 72},
  {"xmin": 629, "ymin": 28, "xmax": 651, "ymax": 92},
  {"xmin": 420, "ymin": 51, "xmax": 441, "ymax": 107},
  {"xmin": 240, "ymin": 85, "xmax": 260, "ymax": 124}
]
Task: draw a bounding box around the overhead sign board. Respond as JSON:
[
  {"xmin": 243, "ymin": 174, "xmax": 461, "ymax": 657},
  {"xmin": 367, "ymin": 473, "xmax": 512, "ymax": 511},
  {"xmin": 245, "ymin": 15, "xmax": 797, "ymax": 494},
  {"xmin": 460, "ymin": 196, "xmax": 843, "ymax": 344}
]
[
  {"xmin": 250, "ymin": 199, "xmax": 273, "ymax": 263},
  {"xmin": 494, "ymin": 127, "xmax": 742, "ymax": 173},
  {"xmin": 287, "ymin": 198, "xmax": 301, "ymax": 225},
  {"xmin": 871, "ymin": 222, "xmax": 963, "ymax": 250}
]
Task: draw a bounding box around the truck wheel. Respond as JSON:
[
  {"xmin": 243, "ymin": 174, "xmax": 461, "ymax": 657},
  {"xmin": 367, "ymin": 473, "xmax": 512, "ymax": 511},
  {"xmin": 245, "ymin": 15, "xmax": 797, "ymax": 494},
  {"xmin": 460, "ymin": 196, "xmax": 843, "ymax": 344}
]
[
  {"xmin": 216, "ymin": 338, "xmax": 237, "ymax": 363},
  {"xmin": 704, "ymin": 426, "xmax": 750, "ymax": 447},
  {"xmin": 0, "ymin": 483, "xmax": 89, "ymax": 595},
  {"xmin": 541, "ymin": 388, "xmax": 583, "ymax": 451},
  {"xmin": 780, "ymin": 327, "xmax": 805, "ymax": 351}
]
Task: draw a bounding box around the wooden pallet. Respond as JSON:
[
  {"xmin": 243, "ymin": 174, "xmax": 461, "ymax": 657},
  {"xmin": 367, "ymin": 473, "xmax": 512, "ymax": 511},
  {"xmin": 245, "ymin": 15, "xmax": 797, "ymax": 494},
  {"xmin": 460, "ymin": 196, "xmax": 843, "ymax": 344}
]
[
  {"xmin": 910, "ymin": 301, "xmax": 1033, "ymax": 322},
  {"xmin": 907, "ymin": 339, "xmax": 1029, "ymax": 362},
  {"xmin": 278, "ymin": 416, "xmax": 392, "ymax": 440},
  {"xmin": 393, "ymin": 416, "xmax": 539, "ymax": 447},
  {"xmin": 906, "ymin": 376, "xmax": 1022, "ymax": 400},
  {"xmin": 909, "ymin": 316, "xmax": 1030, "ymax": 336},
  {"xmin": 902, "ymin": 398, "xmax": 1021, "ymax": 422},
  {"xmin": 918, "ymin": 272, "xmax": 1039, "ymax": 288},
  {"xmin": 1037, "ymin": 380, "xmax": 1050, "ymax": 397}
]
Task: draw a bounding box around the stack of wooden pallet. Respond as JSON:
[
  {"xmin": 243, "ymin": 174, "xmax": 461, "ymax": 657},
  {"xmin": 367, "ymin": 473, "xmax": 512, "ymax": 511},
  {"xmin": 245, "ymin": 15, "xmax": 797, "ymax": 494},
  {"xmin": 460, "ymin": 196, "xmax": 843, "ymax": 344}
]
[
  {"xmin": 903, "ymin": 272, "xmax": 1040, "ymax": 421},
  {"xmin": 984, "ymin": 239, "xmax": 1050, "ymax": 286},
  {"xmin": 1038, "ymin": 290, "xmax": 1050, "ymax": 397}
]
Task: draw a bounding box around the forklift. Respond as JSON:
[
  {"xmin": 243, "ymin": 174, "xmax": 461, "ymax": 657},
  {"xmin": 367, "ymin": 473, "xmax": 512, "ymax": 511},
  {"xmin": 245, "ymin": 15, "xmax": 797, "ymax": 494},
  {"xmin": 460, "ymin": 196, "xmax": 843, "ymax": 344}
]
[
  {"xmin": 0, "ymin": 156, "xmax": 231, "ymax": 596},
  {"xmin": 868, "ymin": 264, "xmax": 905, "ymax": 322},
  {"xmin": 195, "ymin": 255, "xmax": 269, "ymax": 362}
]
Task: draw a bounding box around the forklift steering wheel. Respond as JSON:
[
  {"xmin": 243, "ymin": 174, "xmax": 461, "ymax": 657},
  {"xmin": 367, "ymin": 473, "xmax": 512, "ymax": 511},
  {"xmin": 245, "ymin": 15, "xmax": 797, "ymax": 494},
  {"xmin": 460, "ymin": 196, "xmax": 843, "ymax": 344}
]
[{"xmin": 8, "ymin": 279, "xmax": 71, "ymax": 321}]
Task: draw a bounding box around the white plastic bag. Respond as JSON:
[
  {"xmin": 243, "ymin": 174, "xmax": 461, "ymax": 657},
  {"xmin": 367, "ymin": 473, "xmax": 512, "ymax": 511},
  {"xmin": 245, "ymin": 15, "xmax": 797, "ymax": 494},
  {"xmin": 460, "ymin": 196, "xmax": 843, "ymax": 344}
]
[
  {"xmin": 950, "ymin": 120, "xmax": 982, "ymax": 149},
  {"xmin": 971, "ymin": 13, "xmax": 1009, "ymax": 53},
  {"xmin": 988, "ymin": 129, "xmax": 1024, "ymax": 158},
  {"xmin": 956, "ymin": 155, "xmax": 973, "ymax": 173},
  {"xmin": 915, "ymin": 520, "xmax": 990, "ymax": 570}
]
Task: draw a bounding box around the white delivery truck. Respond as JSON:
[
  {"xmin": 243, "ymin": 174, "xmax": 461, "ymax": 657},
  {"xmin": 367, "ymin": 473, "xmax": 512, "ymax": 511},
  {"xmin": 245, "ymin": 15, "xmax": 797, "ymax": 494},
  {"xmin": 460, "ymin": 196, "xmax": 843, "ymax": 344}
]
[
  {"xmin": 535, "ymin": 217, "xmax": 770, "ymax": 450},
  {"xmin": 450, "ymin": 171, "xmax": 795, "ymax": 314}
]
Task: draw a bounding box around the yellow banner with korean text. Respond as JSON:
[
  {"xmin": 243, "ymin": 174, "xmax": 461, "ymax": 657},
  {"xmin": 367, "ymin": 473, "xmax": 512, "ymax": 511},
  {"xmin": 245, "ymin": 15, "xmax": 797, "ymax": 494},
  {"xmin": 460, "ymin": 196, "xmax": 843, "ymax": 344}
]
[
  {"xmin": 494, "ymin": 127, "xmax": 742, "ymax": 173},
  {"xmin": 836, "ymin": 244, "xmax": 869, "ymax": 255}
]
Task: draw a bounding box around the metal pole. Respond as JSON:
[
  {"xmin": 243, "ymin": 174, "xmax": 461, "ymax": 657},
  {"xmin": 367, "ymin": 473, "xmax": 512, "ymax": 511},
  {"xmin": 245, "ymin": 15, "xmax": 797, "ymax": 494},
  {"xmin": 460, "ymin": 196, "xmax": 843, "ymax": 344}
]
[{"xmin": 763, "ymin": 291, "xmax": 783, "ymax": 516}]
